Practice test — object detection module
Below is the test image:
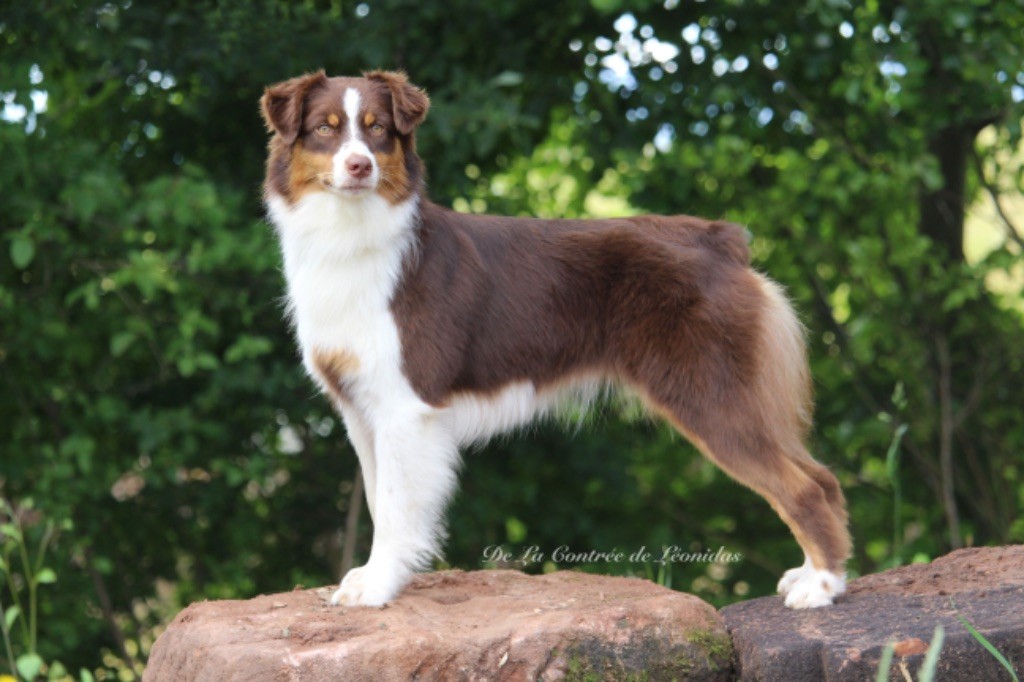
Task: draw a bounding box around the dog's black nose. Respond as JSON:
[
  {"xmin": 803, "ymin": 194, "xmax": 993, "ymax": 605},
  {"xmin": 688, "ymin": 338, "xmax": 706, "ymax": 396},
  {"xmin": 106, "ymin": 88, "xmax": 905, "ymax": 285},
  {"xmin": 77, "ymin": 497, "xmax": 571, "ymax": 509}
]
[{"xmin": 346, "ymin": 155, "xmax": 372, "ymax": 179}]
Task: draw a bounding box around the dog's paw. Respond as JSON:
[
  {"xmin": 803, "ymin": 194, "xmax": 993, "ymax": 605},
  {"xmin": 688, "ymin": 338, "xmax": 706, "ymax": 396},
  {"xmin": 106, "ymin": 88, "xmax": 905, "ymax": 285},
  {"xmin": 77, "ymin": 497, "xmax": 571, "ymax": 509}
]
[
  {"xmin": 781, "ymin": 567, "xmax": 845, "ymax": 609},
  {"xmin": 329, "ymin": 564, "xmax": 402, "ymax": 607},
  {"xmin": 776, "ymin": 562, "xmax": 811, "ymax": 596},
  {"xmin": 770, "ymin": 557, "xmax": 811, "ymax": 593}
]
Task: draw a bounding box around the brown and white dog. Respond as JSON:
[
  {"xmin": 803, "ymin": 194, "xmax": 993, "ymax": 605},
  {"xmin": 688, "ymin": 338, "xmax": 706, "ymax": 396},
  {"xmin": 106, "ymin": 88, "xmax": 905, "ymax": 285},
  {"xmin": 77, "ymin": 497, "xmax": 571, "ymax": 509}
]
[{"xmin": 260, "ymin": 70, "xmax": 851, "ymax": 609}]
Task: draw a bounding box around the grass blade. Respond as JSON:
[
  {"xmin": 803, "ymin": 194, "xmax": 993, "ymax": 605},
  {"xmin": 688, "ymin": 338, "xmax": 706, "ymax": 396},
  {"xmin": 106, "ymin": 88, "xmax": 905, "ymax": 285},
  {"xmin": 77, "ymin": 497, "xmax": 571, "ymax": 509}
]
[
  {"xmin": 875, "ymin": 639, "xmax": 895, "ymax": 682},
  {"xmin": 954, "ymin": 612, "xmax": 1019, "ymax": 682},
  {"xmin": 918, "ymin": 625, "xmax": 944, "ymax": 681}
]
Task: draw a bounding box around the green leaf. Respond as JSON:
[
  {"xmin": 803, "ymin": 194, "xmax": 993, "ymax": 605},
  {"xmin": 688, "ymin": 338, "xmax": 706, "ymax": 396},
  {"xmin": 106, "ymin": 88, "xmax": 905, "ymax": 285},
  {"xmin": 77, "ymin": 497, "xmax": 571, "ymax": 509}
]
[
  {"xmin": 224, "ymin": 335, "xmax": 273, "ymax": 363},
  {"xmin": 16, "ymin": 653, "xmax": 44, "ymax": 681},
  {"xmin": 589, "ymin": 0, "xmax": 622, "ymax": 12},
  {"xmin": 79, "ymin": 669, "xmax": 95, "ymax": 682},
  {"xmin": 110, "ymin": 331, "xmax": 137, "ymax": 357},
  {"xmin": 194, "ymin": 352, "xmax": 220, "ymax": 371},
  {"xmin": 0, "ymin": 523, "xmax": 21, "ymax": 542},
  {"xmin": 843, "ymin": 80, "xmax": 861, "ymax": 104},
  {"xmin": 36, "ymin": 567, "xmax": 57, "ymax": 584},
  {"xmin": 10, "ymin": 236, "xmax": 35, "ymax": 269},
  {"xmin": 4, "ymin": 604, "xmax": 20, "ymax": 630},
  {"xmin": 47, "ymin": 660, "xmax": 67, "ymax": 679},
  {"xmin": 60, "ymin": 436, "xmax": 96, "ymax": 475},
  {"xmin": 176, "ymin": 356, "xmax": 196, "ymax": 377},
  {"xmin": 885, "ymin": 424, "xmax": 908, "ymax": 481},
  {"xmin": 505, "ymin": 516, "xmax": 527, "ymax": 543},
  {"xmin": 92, "ymin": 556, "xmax": 114, "ymax": 575},
  {"xmin": 492, "ymin": 71, "xmax": 524, "ymax": 88}
]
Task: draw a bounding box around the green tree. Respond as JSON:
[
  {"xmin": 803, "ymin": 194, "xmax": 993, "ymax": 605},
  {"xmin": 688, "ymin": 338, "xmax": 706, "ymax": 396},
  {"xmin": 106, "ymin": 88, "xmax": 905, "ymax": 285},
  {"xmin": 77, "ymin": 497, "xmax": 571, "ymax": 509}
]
[
  {"xmin": 551, "ymin": 0, "xmax": 1024, "ymax": 558},
  {"xmin": 0, "ymin": 0, "xmax": 608, "ymax": 673},
  {"xmin": 1, "ymin": 0, "xmax": 1022, "ymax": 676}
]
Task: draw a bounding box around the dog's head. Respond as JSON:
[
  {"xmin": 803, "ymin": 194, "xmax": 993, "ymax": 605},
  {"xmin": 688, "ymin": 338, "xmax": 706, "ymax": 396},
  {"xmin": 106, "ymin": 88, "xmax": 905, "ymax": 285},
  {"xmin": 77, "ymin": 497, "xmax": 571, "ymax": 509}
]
[{"xmin": 260, "ymin": 70, "xmax": 429, "ymax": 205}]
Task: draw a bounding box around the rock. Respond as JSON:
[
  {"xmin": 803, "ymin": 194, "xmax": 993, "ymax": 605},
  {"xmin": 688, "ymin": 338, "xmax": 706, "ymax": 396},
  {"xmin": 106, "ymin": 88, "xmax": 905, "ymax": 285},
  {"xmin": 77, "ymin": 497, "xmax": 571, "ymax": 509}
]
[
  {"xmin": 722, "ymin": 546, "xmax": 1024, "ymax": 681},
  {"xmin": 147, "ymin": 547, "xmax": 1024, "ymax": 680},
  {"xmin": 145, "ymin": 569, "xmax": 733, "ymax": 681}
]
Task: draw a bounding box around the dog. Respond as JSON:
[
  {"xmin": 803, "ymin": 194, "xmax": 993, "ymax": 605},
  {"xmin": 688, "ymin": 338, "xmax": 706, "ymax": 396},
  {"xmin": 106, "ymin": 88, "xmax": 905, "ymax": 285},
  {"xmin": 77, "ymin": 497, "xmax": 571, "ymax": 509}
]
[{"xmin": 259, "ymin": 70, "xmax": 851, "ymax": 609}]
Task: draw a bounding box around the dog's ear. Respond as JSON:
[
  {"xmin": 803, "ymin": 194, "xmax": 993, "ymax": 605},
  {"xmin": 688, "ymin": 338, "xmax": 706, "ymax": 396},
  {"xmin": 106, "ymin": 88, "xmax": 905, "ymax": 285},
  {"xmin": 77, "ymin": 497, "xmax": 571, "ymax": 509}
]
[
  {"xmin": 260, "ymin": 70, "xmax": 328, "ymax": 145},
  {"xmin": 365, "ymin": 70, "xmax": 430, "ymax": 135}
]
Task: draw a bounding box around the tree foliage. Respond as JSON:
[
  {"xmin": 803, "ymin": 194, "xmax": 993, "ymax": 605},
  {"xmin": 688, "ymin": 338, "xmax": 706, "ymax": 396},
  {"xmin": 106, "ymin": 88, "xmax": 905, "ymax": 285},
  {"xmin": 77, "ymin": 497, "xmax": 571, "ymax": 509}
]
[{"xmin": 1, "ymin": 0, "xmax": 1022, "ymax": 676}]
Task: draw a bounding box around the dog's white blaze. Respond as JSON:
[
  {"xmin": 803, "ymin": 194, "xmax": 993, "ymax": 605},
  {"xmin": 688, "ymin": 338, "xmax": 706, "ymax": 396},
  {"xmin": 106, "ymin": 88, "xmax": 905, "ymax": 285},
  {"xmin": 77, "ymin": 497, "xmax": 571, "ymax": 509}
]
[
  {"xmin": 332, "ymin": 87, "xmax": 377, "ymax": 188},
  {"xmin": 344, "ymin": 87, "xmax": 361, "ymax": 140}
]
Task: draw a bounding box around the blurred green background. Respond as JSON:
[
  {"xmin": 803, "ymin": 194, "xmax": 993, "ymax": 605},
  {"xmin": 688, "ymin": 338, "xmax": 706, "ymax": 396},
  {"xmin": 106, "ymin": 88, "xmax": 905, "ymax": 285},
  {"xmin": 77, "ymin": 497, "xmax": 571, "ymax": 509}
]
[{"xmin": 2, "ymin": 0, "xmax": 1023, "ymax": 678}]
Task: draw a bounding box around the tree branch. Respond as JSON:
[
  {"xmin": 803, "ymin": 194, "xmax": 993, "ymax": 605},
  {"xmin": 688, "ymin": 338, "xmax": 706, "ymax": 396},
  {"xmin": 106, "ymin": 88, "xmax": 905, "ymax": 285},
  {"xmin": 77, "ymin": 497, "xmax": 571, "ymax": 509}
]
[
  {"xmin": 935, "ymin": 336, "xmax": 962, "ymax": 549},
  {"xmin": 84, "ymin": 548, "xmax": 140, "ymax": 674},
  {"xmin": 971, "ymin": 147, "xmax": 1024, "ymax": 251},
  {"xmin": 339, "ymin": 469, "xmax": 364, "ymax": 578}
]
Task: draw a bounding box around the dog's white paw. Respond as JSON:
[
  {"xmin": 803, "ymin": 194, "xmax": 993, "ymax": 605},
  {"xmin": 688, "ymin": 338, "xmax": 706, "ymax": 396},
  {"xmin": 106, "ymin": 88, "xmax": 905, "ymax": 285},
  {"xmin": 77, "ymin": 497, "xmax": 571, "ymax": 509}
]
[
  {"xmin": 778, "ymin": 557, "xmax": 811, "ymax": 593},
  {"xmin": 329, "ymin": 564, "xmax": 403, "ymax": 607},
  {"xmin": 776, "ymin": 561, "xmax": 812, "ymax": 596},
  {"xmin": 781, "ymin": 567, "xmax": 846, "ymax": 609}
]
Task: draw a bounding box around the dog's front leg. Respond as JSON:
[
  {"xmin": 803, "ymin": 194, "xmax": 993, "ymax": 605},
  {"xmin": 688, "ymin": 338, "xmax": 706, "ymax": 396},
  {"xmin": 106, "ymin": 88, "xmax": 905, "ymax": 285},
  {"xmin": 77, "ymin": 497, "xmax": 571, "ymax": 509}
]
[
  {"xmin": 338, "ymin": 404, "xmax": 377, "ymax": 522},
  {"xmin": 330, "ymin": 405, "xmax": 460, "ymax": 607}
]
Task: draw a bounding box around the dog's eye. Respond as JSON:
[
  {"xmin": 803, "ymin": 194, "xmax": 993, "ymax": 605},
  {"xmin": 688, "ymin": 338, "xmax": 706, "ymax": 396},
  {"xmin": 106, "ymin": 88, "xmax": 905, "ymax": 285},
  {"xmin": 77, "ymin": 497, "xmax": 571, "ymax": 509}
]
[
  {"xmin": 369, "ymin": 123, "xmax": 385, "ymax": 136},
  {"xmin": 317, "ymin": 124, "xmax": 334, "ymax": 136}
]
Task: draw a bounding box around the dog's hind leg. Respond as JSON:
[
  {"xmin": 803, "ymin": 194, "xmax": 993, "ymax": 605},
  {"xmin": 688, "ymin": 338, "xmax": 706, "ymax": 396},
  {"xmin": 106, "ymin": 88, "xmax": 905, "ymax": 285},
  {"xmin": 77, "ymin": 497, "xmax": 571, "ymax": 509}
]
[
  {"xmin": 630, "ymin": 274, "xmax": 850, "ymax": 608},
  {"xmin": 768, "ymin": 454, "xmax": 850, "ymax": 604},
  {"xmin": 331, "ymin": 402, "xmax": 461, "ymax": 607},
  {"xmin": 755, "ymin": 450, "xmax": 850, "ymax": 607},
  {"xmin": 647, "ymin": 399, "xmax": 851, "ymax": 607}
]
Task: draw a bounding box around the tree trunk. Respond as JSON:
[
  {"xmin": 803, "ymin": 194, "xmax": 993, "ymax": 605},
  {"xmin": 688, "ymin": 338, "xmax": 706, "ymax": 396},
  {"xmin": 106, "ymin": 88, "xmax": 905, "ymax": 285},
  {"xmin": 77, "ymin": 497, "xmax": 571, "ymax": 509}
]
[{"xmin": 918, "ymin": 125, "xmax": 972, "ymax": 263}]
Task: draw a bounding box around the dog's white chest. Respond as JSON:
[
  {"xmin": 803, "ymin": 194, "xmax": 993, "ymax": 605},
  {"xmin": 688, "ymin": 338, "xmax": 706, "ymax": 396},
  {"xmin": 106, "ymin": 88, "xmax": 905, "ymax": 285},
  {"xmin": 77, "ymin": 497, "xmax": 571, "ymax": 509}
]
[
  {"xmin": 287, "ymin": 252, "xmax": 397, "ymax": 360},
  {"xmin": 267, "ymin": 193, "xmax": 417, "ymax": 402}
]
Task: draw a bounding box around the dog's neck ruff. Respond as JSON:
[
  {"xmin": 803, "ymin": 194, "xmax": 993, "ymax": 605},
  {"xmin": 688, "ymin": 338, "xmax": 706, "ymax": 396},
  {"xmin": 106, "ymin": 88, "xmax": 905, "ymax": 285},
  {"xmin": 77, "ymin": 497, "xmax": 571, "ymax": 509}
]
[{"xmin": 267, "ymin": 192, "xmax": 419, "ymax": 263}]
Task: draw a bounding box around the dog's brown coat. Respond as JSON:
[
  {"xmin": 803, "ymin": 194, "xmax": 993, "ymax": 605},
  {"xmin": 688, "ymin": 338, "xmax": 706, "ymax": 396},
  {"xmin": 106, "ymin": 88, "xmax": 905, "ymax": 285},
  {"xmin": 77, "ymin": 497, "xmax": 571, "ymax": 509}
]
[{"xmin": 260, "ymin": 71, "xmax": 851, "ymax": 577}]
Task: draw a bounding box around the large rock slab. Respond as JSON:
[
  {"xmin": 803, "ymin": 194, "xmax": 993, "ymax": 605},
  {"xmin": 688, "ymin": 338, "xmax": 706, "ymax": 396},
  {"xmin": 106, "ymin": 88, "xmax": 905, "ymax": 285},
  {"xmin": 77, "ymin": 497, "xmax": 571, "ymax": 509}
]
[
  {"xmin": 145, "ymin": 569, "xmax": 733, "ymax": 681},
  {"xmin": 722, "ymin": 546, "xmax": 1024, "ymax": 681}
]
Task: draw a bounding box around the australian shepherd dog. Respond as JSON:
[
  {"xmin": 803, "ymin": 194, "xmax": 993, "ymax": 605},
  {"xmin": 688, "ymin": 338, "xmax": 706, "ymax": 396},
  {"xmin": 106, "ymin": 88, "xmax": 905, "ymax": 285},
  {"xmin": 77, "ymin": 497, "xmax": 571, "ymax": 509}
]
[{"xmin": 260, "ymin": 70, "xmax": 850, "ymax": 609}]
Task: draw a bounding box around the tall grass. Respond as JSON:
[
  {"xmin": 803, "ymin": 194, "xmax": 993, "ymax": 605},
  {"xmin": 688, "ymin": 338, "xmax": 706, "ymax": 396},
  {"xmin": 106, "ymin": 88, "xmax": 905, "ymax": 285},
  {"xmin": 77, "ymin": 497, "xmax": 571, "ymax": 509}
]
[{"xmin": 0, "ymin": 498, "xmax": 92, "ymax": 682}]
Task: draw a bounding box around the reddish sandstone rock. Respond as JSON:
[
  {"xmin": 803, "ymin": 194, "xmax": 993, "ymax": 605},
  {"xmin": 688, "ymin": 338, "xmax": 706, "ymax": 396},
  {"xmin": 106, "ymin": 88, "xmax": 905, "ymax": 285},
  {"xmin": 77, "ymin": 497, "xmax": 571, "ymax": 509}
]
[
  {"xmin": 722, "ymin": 546, "xmax": 1024, "ymax": 681},
  {"xmin": 144, "ymin": 569, "xmax": 733, "ymax": 681}
]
